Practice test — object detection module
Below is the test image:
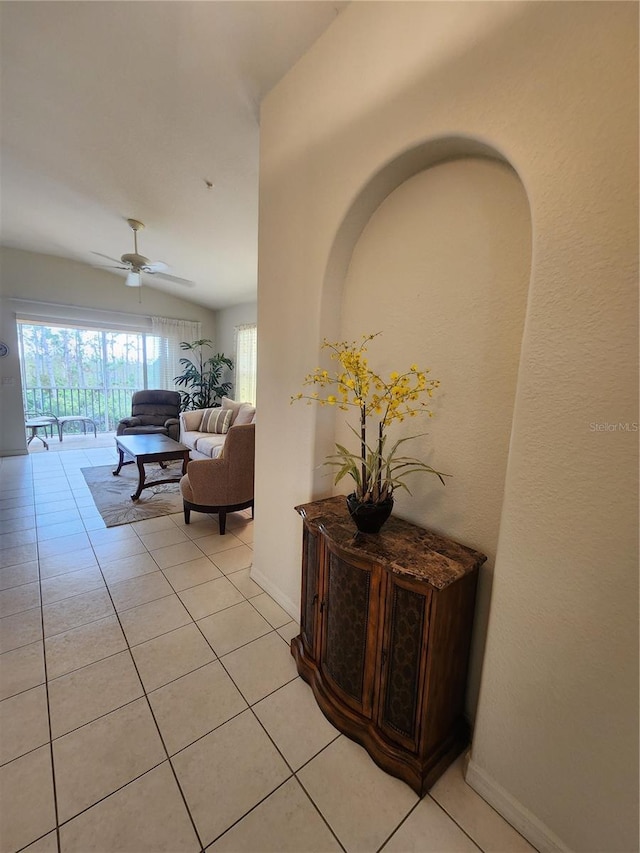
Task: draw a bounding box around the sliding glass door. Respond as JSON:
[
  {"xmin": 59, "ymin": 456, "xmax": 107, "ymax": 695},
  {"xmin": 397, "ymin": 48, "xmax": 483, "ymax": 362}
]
[{"xmin": 18, "ymin": 322, "xmax": 161, "ymax": 432}]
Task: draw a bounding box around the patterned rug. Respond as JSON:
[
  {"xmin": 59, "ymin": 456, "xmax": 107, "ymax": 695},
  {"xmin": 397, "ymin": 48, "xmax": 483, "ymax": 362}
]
[{"xmin": 81, "ymin": 463, "xmax": 184, "ymax": 527}]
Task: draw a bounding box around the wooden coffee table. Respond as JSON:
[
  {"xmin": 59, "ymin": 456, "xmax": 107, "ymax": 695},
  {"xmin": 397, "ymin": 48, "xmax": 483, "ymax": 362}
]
[{"xmin": 113, "ymin": 434, "xmax": 190, "ymax": 501}]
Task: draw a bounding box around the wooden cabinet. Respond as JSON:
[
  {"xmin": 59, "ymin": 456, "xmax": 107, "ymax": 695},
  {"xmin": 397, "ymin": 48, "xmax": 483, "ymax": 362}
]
[{"xmin": 291, "ymin": 496, "xmax": 486, "ymax": 796}]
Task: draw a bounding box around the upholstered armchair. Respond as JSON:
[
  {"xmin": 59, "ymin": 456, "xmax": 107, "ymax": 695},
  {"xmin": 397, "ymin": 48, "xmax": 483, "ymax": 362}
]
[
  {"xmin": 179, "ymin": 423, "xmax": 255, "ymax": 534},
  {"xmin": 116, "ymin": 390, "xmax": 181, "ymax": 441}
]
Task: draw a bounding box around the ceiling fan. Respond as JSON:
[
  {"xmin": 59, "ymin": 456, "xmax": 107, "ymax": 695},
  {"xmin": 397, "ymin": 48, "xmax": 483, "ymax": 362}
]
[{"xmin": 92, "ymin": 219, "xmax": 194, "ymax": 288}]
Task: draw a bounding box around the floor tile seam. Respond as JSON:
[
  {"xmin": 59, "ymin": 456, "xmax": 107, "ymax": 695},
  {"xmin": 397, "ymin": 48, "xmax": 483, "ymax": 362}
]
[
  {"xmin": 203, "ymin": 621, "xmax": 276, "ymax": 662},
  {"xmin": 291, "ymin": 773, "xmax": 349, "ymax": 853},
  {"xmin": 177, "ymin": 593, "xmax": 257, "ymax": 625},
  {"xmin": 0, "ymin": 725, "xmax": 51, "ymax": 769},
  {"xmin": 188, "ymin": 596, "xmax": 277, "ymax": 664},
  {"xmin": 201, "ymin": 547, "xmax": 251, "ymax": 567},
  {"xmin": 53, "ymin": 754, "xmax": 170, "ymax": 833},
  {"xmin": 189, "ymin": 617, "xmax": 282, "ymax": 712},
  {"xmin": 373, "ymin": 795, "xmax": 424, "ymax": 853},
  {"xmin": 287, "ymin": 730, "xmax": 342, "ymax": 777},
  {"xmin": 83, "ymin": 546, "xmax": 207, "ymax": 851},
  {"xmin": 41, "ymin": 580, "xmax": 110, "ymax": 608},
  {"xmin": 202, "ymin": 621, "xmax": 300, "ymax": 712},
  {"xmin": 49, "ymin": 690, "xmax": 146, "ymax": 743},
  {"xmin": 247, "ymin": 701, "xmax": 299, "ymax": 776},
  {"xmin": 147, "ymin": 543, "xmax": 211, "ymax": 569},
  {"xmin": 41, "ymin": 606, "xmax": 119, "ymax": 641},
  {"xmin": 244, "ymin": 593, "xmax": 292, "ymax": 632},
  {"xmin": 163, "ymin": 567, "xmax": 253, "ymax": 598},
  {"xmin": 0, "ymin": 674, "xmax": 47, "ymax": 703},
  {"xmin": 425, "ymin": 794, "xmax": 486, "ymax": 851},
  {"xmin": 0, "ymin": 635, "xmax": 45, "ymax": 656},
  {"xmin": 157, "ymin": 566, "xmax": 225, "ymax": 596},
  {"xmin": 163, "ymin": 703, "xmax": 252, "ymax": 762},
  {"xmin": 429, "ymin": 778, "xmax": 533, "ymax": 850},
  {"xmin": 109, "ymin": 588, "xmax": 178, "ymax": 615},
  {"xmin": 200, "ymin": 773, "xmax": 297, "ymax": 852},
  {"xmin": 115, "ymin": 632, "xmax": 207, "ymax": 848},
  {"xmin": 143, "ymin": 656, "xmax": 227, "ymax": 698},
  {"xmin": 34, "ymin": 523, "xmax": 64, "ymax": 853},
  {"xmin": 35, "ymin": 515, "xmax": 83, "ymax": 529},
  {"xmin": 45, "ymin": 645, "xmax": 138, "ymax": 687},
  {"xmin": 0, "ymin": 552, "xmax": 39, "ymax": 572},
  {"xmin": 0, "ymin": 573, "xmax": 42, "ymax": 594},
  {"xmin": 12, "ymin": 827, "xmax": 57, "ymax": 853},
  {"xmin": 0, "ymin": 601, "xmax": 43, "ymax": 621}
]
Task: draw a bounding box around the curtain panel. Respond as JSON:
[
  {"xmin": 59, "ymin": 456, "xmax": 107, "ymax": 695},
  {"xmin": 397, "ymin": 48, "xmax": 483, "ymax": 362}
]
[
  {"xmin": 235, "ymin": 324, "xmax": 257, "ymax": 405},
  {"xmin": 151, "ymin": 317, "xmax": 201, "ymax": 391}
]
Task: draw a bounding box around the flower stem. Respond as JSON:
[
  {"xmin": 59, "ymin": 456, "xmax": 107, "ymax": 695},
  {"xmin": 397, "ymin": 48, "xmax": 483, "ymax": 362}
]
[{"xmin": 360, "ymin": 404, "xmax": 367, "ymax": 500}]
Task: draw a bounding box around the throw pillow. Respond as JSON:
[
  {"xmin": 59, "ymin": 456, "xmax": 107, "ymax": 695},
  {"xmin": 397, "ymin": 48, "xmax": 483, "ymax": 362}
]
[
  {"xmin": 234, "ymin": 404, "xmax": 256, "ymax": 426},
  {"xmin": 221, "ymin": 396, "xmax": 246, "ymax": 426},
  {"xmin": 200, "ymin": 408, "xmax": 233, "ymax": 434}
]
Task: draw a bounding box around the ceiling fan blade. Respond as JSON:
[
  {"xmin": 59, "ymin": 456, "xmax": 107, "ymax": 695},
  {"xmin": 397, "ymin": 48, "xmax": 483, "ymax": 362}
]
[
  {"xmin": 148, "ymin": 271, "xmax": 196, "ymax": 287},
  {"xmin": 143, "ymin": 261, "xmax": 170, "ymax": 274},
  {"xmin": 91, "ymin": 251, "xmax": 124, "ymax": 264},
  {"xmin": 92, "ymin": 264, "xmax": 129, "ymax": 271}
]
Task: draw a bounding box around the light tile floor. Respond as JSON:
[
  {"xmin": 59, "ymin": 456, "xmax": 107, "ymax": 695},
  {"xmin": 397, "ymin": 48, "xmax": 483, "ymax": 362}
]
[{"xmin": 0, "ymin": 438, "xmax": 537, "ymax": 853}]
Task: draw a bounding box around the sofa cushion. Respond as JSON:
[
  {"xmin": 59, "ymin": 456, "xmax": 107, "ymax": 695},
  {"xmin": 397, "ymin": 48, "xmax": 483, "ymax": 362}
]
[
  {"xmin": 194, "ymin": 434, "xmax": 226, "ymax": 458},
  {"xmin": 234, "ymin": 404, "xmax": 256, "ymax": 426},
  {"xmin": 200, "ymin": 408, "xmax": 232, "ymax": 434},
  {"xmin": 221, "ymin": 397, "xmax": 248, "ymax": 425}
]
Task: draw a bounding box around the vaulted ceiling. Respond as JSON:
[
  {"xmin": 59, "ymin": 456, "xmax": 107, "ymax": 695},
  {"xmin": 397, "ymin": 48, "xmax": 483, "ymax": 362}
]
[{"xmin": 0, "ymin": 1, "xmax": 346, "ymax": 309}]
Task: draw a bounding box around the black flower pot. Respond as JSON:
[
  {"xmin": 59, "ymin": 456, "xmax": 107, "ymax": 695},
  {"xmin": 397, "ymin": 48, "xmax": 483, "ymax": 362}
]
[{"xmin": 346, "ymin": 493, "xmax": 394, "ymax": 534}]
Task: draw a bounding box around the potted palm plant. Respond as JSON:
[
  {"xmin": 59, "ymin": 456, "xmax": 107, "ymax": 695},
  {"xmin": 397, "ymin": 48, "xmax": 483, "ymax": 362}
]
[
  {"xmin": 174, "ymin": 339, "xmax": 233, "ymax": 411},
  {"xmin": 292, "ymin": 333, "xmax": 449, "ymax": 533}
]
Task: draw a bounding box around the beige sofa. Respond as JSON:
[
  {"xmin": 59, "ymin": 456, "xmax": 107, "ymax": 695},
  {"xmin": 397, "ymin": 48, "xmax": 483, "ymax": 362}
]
[{"xmin": 179, "ymin": 397, "xmax": 256, "ymax": 460}]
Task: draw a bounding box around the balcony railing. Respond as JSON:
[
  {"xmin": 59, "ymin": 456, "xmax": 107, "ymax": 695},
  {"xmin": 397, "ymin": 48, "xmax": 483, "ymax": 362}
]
[{"xmin": 23, "ymin": 387, "xmax": 135, "ymax": 433}]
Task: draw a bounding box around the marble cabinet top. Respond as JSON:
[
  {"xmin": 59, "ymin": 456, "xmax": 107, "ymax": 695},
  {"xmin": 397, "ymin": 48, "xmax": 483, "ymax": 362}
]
[{"xmin": 295, "ymin": 496, "xmax": 486, "ymax": 590}]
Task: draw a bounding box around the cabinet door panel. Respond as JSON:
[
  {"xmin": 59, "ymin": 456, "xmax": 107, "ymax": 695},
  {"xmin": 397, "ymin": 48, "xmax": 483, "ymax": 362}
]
[
  {"xmin": 321, "ymin": 549, "xmax": 377, "ymax": 716},
  {"xmin": 301, "ymin": 527, "xmax": 319, "ymax": 655},
  {"xmin": 378, "ymin": 577, "xmax": 430, "ymax": 751}
]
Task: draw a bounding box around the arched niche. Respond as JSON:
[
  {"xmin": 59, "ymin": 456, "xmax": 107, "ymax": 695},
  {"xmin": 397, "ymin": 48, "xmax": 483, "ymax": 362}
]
[{"xmin": 316, "ymin": 137, "xmax": 532, "ymax": 719}]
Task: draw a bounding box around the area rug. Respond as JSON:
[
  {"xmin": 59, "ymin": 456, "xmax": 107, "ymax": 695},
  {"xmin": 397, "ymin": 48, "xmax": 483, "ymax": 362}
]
[{"xmin": 81, "ymin": 463, "xmax": 184, "ymax": 527}]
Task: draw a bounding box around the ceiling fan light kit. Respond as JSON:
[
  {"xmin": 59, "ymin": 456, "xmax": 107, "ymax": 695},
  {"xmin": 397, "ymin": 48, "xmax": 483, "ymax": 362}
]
[{"xmin": 92, "ymin": 218, "xmax": 195, "ymax": 289}]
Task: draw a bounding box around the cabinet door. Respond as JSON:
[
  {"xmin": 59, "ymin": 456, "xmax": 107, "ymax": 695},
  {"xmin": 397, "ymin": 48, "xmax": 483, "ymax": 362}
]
[
  {"xmin": 377, "ymin": 573, "xmax": 431, "ymax": 752},
  {"xmin": 320, "ymin": 543, "xmax": 380, "ymax": 718},
  {"xmin": 300, "ymin": 525, "xmax": 321, "ymax": 657}
]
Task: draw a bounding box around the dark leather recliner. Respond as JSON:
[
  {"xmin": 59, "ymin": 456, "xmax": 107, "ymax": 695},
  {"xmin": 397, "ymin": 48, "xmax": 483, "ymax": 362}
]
[{"xmin": 116, "ymin": 390, "xmax": 181, "ymax": 440}]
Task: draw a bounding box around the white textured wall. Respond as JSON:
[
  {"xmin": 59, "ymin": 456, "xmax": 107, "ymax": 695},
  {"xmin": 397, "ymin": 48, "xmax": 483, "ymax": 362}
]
[
  {"xmin": 256, "ymin": 2, "xmax": 638, "ymax": 851},
  {"xmin": 0, "ymin": 247, "xmax": 218, "ymax": 455}
]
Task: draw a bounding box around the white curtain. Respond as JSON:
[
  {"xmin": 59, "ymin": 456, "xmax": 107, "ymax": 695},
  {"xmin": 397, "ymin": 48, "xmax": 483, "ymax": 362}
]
[
  {"xmin": 151, "ymin": 316, "xmax": 201, "ymax": 391},
  {"xmin": 235, "ymin": 324, "xmax": 257, "ymax": 405}
]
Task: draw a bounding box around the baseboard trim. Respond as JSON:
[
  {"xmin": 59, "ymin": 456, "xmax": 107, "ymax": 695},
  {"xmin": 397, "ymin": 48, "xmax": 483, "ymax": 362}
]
[
  {"xmin": 465, "ymin": 758, "xmax": 571, "ymax": 853},
  {"xmin": 0, "ymin": 450, "xmax": 28, "ymax": 457},
  {"xmin": 249, "ymin": 564, "xmax": 299, "ymax": 623}
]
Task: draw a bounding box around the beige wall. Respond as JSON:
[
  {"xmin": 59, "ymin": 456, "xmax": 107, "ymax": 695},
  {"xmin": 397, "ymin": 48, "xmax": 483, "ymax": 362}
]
[
  {"xmin": 338, "ymin": 158, "xmax": 531, "ymax": 719},
  {"xmin": 0, "ymin": 247, "xmax": 218, "ymax": 455},
  {"xmin": 255, "ymin": 2, "xmax": 638, "ymax": 851}
]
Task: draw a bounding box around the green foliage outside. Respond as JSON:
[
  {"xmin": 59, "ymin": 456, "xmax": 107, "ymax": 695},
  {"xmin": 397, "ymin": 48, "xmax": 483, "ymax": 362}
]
[
  {"xmin": 19, "ymin": 323, "xmax": 157, "ymax": 431},
  {"xmin": 174, "ymin": 339, "xmax": 234, "ymax": 411}
]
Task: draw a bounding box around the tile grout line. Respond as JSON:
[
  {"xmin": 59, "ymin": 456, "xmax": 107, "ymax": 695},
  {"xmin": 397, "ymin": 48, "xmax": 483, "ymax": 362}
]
[
  {"xmin": 3, "ymin": 452, "xmax": 356, "ymax": 853},
  {"xmin": 74, "ymin": 461, "xmax": 207, "ymax": 852},
  {"xmin": 33, "ymin": 454, "xmax": 63, "ymax": 853}
]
